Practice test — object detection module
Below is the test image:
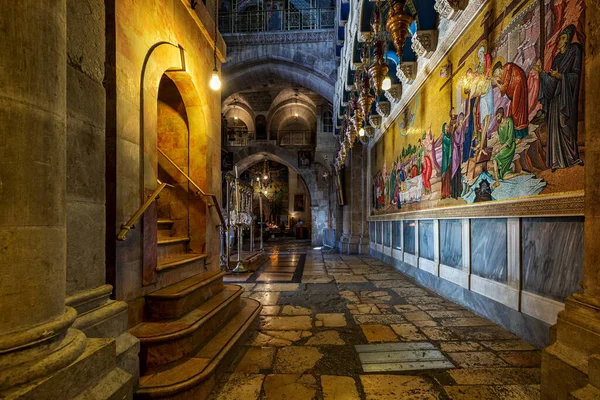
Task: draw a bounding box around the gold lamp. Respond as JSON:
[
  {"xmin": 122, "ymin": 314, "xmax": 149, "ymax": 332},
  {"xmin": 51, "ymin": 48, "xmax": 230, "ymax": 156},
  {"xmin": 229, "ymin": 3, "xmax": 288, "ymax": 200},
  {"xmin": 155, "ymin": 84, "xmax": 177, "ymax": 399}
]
[
  {"xmin": 358, "ymin": 73, "xmax": 374, "ymax": 122},
  {"xmin": 368, "ymin": 39, "xmax": 389, "ymax": 97},
  {"xmin": 386, "ymin": 0, "xmax": 413, "ymax": 60}
]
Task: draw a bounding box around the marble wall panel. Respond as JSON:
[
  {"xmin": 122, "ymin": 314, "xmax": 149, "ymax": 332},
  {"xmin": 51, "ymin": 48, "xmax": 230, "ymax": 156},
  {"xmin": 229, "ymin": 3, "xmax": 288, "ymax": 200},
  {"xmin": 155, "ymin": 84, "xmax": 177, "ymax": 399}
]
[
  {"xmin": 471, "ymin": 219, "xmax": 507, "ymax": 283},
  {"xmin": 369, "ymin": 221, "xmax": 375, "ymax": 243},
  {"xmin": 404, "ymin": 220, "xmax": 416, "ymax": 254},
  {"xmin": 419, "ymin": 220, "xmax": 435, "ymax": 261},
  {"xmin": 522, "ymin": 217, "xmax": 584, "ymax": 302},
  {"xmin": 376, "ymin": 221, "xmax": 382, "ymax": 244},
  {"xmin": 392, "ymin": 221, "xmax": 402, "ymax": 250},
  {"xmin": 383, "ymin": 221, "xmax": 391, "ymax": 247},
  {"xmin": 440, "ymin": 219, "xmax": 462, "ymax": 269}
]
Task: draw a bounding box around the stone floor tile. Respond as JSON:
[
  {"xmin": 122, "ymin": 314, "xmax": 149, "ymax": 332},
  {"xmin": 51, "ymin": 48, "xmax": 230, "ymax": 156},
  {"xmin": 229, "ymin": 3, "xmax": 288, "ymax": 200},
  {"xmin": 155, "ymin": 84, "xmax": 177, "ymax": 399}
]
[
  {"xmin": 215, "ymin": 373, "xmax": 264, "ymax": 400},
  {"xmin": 406, "ymin": 296, "xmax": 445, "ymax": 305},
  {"xmin": 347, "ymin": 304, "xmax": 381, "ymax": 315},
  {"xmin": 450, "ymin": 326, "xmax": 518, "ymax": 341},
  {"xmin": 249, "ymin": 291, "xmax": 280, "ymax": 305},
  {"xmin": 236, "ymin": 283, "xmax": 256, "ymax": 291},
  {"xmin": 263, "ymin": 330, "xmax": 313, "ymax": 342},
  {"xmin": 260, "ymin": 306, "xmax": 281, "ymax": 316},
  {"xmin": 448, "ymin": 368, "xmax": 541, "ymax": 385},
  {"xmin": 321, "ymin": 375, "xmax": 360, "ymax": 399},
  {"xmin": 447, "ymin": 352, "xmax": 509, "ymax": 368},
  {"xmin": 315, "ymin": 313, "xmax": 347, "ymax": 327},
  {"xmin": 392, "ymin": 287, "xmax": 431, "ymax": 297},
  {"xmin": 333, "ymin": 275, "xmax": 368, "ymax": 283},
  {"xmin": 302, "ymin": 275, "xmax": 334, "ymax": 283},
  {"xmin": 365, "ymin": 273, "xmax": 406, "ymax": 281},
  {"xmin": 253, "ymin": 283, "xmax": 299, "ymax": 292},
  {"xmin": 360, "ymin": 374, "xmax": 443, "ymax": 400},
  {"xmin": 361, "ymin": 324, "xmax": 399, "ymax": 343},
  {"xmin": 402, "ymin": 311, "xmax": 433, "ymax": 322},
  {"xmin": 421, "ymin": 327, "xmax": 459, "ymax": 341},
  {"xmin": 394, "ymin": 305, "xmax": 420, "ymax": 312},
  {"xmin": 373, "ymin": 280, "xmax": 414, "ymax": 288},
  {"xmin": 273, "ymin": 346, "xmax": 323, "ymax": 373},
  {"xmin": 426, "ymin": 310, "xmax": 478, "ymax": 319},
  {"xmin": 248, "ymin": 332, "xmax": 293, "ymax": 347},
  {"xmin": 443, "ymin": 385, "xmax": 499, "ymax": 400},
  {"xmin": 354, "ymin": 314, "xmax": 406, "ymax": 324},
  {"xmin": 260, "ymin": 316, "xmax": 312, "ymax": 331},
  {"xmin": 439, "ymin": 317, "xmax": 496, "ymax": 327},
  {"xmin": 480, "ymin": 340, "xmax": 536, "ymax": 351},
  {"xmin": 281, "ymin": 305, "xmax": 312, "ymax": 315},
  {"xmin": 256, "ymin": 272, "xmax": 294, "ymax": 282},
  {"xmin": 498, "ymin": 351, "xmax": 542, "ymax": 367},
  {"xmin": 305, "ymin": 331, "xmax": 345, "ymax": 345},
  {"xmin": 224, "ymin": 273, "xmax": 252, "ymax": 282},
  {"xmin": 264, "ymin": 266, "xmax": 297, "ymax": 273},
  {"xmin": 263, "ymin": 374, "xmax": 318, "ymax": 400},
  {"xmin": 390, "ymin": 324, "xmax": 428, "ymax": 341},
  {"xmin": 235, "ymin": 347, "xmax": 276, "ymax": 373},
  {"xmin": 414, "ymin": 320, "xmax": 439, "ymax": 327},
  {"xmin": 439, "ymin": 342, "xmax": 484, "ymax": 353}
]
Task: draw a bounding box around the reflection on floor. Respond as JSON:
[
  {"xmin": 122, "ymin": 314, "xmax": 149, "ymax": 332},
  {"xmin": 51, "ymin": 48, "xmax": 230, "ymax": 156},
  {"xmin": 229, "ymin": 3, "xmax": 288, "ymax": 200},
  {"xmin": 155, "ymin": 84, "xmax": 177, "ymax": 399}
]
[{"xmin": 214, "ymin": 244, "xmax": 541, "ymax": 399}]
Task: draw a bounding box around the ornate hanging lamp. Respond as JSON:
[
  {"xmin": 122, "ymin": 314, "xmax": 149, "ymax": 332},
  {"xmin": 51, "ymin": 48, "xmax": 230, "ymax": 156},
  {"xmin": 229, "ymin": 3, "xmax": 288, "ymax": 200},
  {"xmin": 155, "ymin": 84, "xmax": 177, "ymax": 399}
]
[
  {"xmin": 368, "ymin": 1, "xmax": 390, "ymax": 97},
  {"xmin": 386, "ymin": 0, "xmax": 413, "ymax": 60},
  {"xmin": 358, "ymin": 72, "xmax": 374, "ymax": 125}
]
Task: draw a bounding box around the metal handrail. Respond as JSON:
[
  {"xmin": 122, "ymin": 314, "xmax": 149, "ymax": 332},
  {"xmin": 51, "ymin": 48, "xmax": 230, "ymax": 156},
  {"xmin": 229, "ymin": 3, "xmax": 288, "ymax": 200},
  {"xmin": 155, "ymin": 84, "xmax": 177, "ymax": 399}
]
[
  {"xmin": 158, "ymin": 148, "xmax": 226, "ymax": 228},
  {"xmin": 117, "ymin": 180, "xmax": 173, "ymax": 241}
]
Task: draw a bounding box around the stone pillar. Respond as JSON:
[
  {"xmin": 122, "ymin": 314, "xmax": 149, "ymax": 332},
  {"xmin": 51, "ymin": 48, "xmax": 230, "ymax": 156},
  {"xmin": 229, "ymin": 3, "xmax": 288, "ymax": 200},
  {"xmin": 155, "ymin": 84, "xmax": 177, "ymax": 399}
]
[
  {"xmin": 338, "ymin": 143, "xmax": 368, "ymax": 254},
  {"xmin": 64, "ymin": 0, "xmax": 139, "ymax": 382},
  {"xmin": 0, "ymin": 0, "xmax": 86, "ymax": 392},
  {"xmin": 541, "ymin": 2, "xmax": 600, "ymax": 398}
]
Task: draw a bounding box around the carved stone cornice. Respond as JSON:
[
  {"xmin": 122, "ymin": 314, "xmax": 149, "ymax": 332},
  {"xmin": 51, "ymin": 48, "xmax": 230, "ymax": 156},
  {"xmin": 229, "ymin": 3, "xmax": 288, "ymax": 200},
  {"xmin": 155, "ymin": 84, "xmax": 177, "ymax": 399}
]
[
  {"xmin": 434, "ymin": 0, "xmax": 468, "ymax": 21},
  {"xmin": 384, "ymin": 84, "xmax": 402, "ymax": 103},
  {"xmin": 367, "ymin": 191, "xmax": 584, "ymax": 220},
  {"xmin": 411, "ymin": 30, "xmax": 438, "ymax": 59},
  {"xmin": 376, "ymin": 101, "xmax": 390, "ymax": 117},
  {"xmin": 397, "ymin": 61, "xmax": 417, "ymax": 84},
  {"xmin": 364, "ymin": 126, "xmax": 376, "ymax": 138},
  {"xmin": 358, "ymin": 32, "xmax": 373, "ymax": 42},
  {"xmin": 369, "ymin": 115, "xmax": 382, "ymax": 128},
  {"xmin": 223, "ymin": 30, "xmax": 336, "ymax": 46}
]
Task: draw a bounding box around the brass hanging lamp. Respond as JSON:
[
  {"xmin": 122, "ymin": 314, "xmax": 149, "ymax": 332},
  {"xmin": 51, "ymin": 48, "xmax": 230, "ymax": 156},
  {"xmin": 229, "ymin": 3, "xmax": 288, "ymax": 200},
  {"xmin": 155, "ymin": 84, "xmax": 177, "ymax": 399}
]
[{"xmin": 386, "ymin": 0, "xmax": 413, "ymax": 60}]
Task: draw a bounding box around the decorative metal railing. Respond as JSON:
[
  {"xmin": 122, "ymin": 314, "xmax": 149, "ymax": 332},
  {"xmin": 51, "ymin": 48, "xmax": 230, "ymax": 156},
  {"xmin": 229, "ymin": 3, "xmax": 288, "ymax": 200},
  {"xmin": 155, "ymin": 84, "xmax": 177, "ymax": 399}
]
[
  {"xmin": 276, "ymin": 130, "xmax": 314, "ymax": 147},
  {"xmin": 219, "ymin": 8, "xmax": 335, "ymax": 33}
]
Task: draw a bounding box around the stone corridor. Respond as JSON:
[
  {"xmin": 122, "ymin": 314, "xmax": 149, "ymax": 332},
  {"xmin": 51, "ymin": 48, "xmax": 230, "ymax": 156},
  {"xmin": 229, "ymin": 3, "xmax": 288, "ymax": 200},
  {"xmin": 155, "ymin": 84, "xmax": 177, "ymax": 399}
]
[{"xmin": 212, "ymin": 245, "xmax": 542, "ymax": 399}]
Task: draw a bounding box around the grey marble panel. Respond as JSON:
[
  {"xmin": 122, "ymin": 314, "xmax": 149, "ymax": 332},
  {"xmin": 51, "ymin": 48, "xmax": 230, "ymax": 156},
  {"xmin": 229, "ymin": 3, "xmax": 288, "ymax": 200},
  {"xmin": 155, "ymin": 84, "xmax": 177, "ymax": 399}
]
[
  {"xmin": 383, "ymin": 221, "xmax": 391, "ymax": 247},
  {"xmin": 376, "ymin": 221, "xmax": 382, "ymax": 245},
  {"xmin": 522, "ymin": 217, "xmax": 584, "ymax": 302},
  {"xmin": 419, "ymin": 220, "xmax": 435, "ymax": 261},
  {"xmin": 404, "ymin": 220, "xmax": 416, "ymax": 254},
  {"xmin": 370, "ymin": 248, "xmax": 549, "ymax": 348},
  {"xmin": 369, "ymin": 221, "xmax": 375, "ymax": 243},
  {"xmin": 392, "ymin": 221, "xmax": 402, "ymax": 250},
  {"xmin": 440, "ymin": 219, "xmax": 462, "ymax": 269},
  {"xmin": 471, "ymin": 219, "xmax": 507, "ymax": 283}
]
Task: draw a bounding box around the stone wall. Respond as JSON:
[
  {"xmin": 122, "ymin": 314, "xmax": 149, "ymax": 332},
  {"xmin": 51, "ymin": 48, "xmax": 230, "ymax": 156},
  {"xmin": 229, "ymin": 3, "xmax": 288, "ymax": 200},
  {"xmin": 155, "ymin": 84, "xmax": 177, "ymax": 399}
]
[{"xmin": 108, "ymin": 0, "xmax": 225, "ymax": 327}]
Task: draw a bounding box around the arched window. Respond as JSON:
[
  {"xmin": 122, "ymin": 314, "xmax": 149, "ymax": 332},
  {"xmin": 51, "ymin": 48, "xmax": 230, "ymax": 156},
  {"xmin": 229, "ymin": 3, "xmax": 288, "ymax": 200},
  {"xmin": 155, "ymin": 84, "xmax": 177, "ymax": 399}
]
[{"xmin": 323, "ymin": 110, "xmax": 333, "ymax": 133}]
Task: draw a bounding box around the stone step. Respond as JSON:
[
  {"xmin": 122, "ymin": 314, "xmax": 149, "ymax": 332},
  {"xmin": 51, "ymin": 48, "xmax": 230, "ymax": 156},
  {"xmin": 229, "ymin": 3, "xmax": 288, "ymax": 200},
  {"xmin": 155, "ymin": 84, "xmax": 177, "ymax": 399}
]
[
  {"xmin": 156, "ymin": 253, "xmax": 208, "ymax": 273},
  {"xmin": 157, "ymin": 218, "xmax": 174, "ymax": 227},
  {"xmin": 74, "ymin": 368, "xmax": 134, "ymax": 400},
  {"xmin": 146, "ymin": 269, "xmax": 225, "ymax": 320},
  {"xmin": 157, "ymin": 236, "xmax": 189, "ymax": 259},
  {"xmin": 136, "ymin": 298, "xmax": 261, "ymax": 400},
  {"xmin": 130, "ymin": 285, "xmax": 243, "ymax": 370}
]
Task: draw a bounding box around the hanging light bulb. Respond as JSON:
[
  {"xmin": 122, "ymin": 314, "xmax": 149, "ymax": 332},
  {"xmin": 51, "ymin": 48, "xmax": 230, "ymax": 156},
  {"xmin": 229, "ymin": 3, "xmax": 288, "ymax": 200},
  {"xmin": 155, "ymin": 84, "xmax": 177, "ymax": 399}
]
[
  {"xmin": 359, "ymin": 127, "xmax": 365, "ymax": 137},
  {"xmin": 209, "ymin": 0, "xmax": 221, "ymax": 91},
  {"xmin": 210, "ymin": 69, "xmax": 221, "ymax": 91},
  {"xmin": 382, "ymin": 75, "xmax": 392, "ymax": 91},
  {"xmin": 264, "ymin": 190, "xmax": 268, "ymax": 195}
]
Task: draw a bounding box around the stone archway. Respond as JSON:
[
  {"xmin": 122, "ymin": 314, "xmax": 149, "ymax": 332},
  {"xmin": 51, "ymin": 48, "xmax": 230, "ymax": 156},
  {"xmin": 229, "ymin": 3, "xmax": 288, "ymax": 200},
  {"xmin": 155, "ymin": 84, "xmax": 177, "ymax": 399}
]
[{"xmin": 233, "ymin": 144, "xmax": 329, "ymax": 246}]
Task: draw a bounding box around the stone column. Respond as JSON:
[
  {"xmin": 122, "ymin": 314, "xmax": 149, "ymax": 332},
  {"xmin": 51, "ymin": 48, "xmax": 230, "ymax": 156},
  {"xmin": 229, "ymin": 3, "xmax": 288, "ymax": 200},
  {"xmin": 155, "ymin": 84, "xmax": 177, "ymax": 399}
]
[
  {"xmin": 338, "ymin": 143, "xmax": 368, "ymax": 254},
  {"xmin": 0, "ymin": 0, "xmax": 86, "ymax": 392},
  {"xmin": 541, "ymin": 2, "xmax": 600, "ymax": 398},
  {"xmin": 64, "ymin": 0, "xmax": 139, "ymax": 381}
]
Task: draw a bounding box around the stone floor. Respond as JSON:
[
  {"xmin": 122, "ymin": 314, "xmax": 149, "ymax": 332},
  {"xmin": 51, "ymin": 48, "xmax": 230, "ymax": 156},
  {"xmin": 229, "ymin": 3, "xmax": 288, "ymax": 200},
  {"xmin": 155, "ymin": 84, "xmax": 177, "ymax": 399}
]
[{"xmin": 213, "ymin": 242, "xmax": 541, "ymax": 399}]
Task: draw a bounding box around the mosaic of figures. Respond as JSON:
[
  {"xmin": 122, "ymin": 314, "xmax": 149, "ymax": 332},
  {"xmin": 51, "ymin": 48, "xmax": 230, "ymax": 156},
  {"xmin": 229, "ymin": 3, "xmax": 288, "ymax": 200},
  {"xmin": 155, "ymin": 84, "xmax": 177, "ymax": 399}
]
[{"xmin": 372, "ymin": 0, "xmax": 585, "ymax": 213}]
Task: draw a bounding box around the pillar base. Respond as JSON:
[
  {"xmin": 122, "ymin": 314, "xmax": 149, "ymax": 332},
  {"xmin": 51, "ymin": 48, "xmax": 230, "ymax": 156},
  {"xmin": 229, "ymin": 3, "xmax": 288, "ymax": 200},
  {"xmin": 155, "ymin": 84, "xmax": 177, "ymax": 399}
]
[
  {"xmin": 542, "ymin": 294, "xmax": 600, "ymax": 399},
  {"xmin": 66, "ymin": 285, "xmax": 139, "ymax": 383}
]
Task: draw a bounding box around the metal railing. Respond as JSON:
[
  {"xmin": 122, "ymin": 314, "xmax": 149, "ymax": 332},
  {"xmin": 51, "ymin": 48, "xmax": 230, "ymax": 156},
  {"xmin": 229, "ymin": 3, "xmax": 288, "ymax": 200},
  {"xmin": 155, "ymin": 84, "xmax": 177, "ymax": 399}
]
[
  {"xmin": 219, "ymin": 8, "xmax": 335, "ymax": 33},
  {"xmin": 117, "ymin": 180, "xmax": 173, "ymax": 241},
  {"xmin": 158, "ymin": 148, "xmax": 226, "ymax": 228},
  {"xmin": 276, "ymin": 130, "xmax": 314, "ymax": 147}
]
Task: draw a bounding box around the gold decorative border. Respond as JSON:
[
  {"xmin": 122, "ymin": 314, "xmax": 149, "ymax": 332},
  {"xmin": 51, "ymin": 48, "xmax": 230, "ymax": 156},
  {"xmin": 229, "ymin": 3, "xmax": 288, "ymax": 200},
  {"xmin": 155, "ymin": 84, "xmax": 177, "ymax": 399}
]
[{"xmin": 367, "ymin": 191, "xmax": 584, "ymax": 220}]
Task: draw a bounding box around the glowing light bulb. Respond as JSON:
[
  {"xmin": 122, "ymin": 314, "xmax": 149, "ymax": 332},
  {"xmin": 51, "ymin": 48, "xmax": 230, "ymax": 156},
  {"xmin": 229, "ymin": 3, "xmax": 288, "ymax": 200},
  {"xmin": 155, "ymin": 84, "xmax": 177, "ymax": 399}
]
[
  {"xmin": 264, "ymin": 175, "xmax": 268, "ymax": 180},
  {"xmin": 234, "ymin": 115, "xmax": 238, "ymax": 121},
  {"xmin": 359, "ymin": 127, "xmax": 365, "ymax": 137},
  {"xmin": 295, "ymin": 112, "xmax": 299, "ymax": 118},
  {"xmin": 382, "ymin": 76, "xmax": 392, "ymax": 91},
  {"xmin": 264, "ymin": 190, "xmax": 268, "ymax": 195},
  {"xmin": 256, "ymin": 177, "xmax": 260, "ymax": 182},
  {"xmin": 209, "ymin": 70, "xmax": 221, "ymax": 91}
]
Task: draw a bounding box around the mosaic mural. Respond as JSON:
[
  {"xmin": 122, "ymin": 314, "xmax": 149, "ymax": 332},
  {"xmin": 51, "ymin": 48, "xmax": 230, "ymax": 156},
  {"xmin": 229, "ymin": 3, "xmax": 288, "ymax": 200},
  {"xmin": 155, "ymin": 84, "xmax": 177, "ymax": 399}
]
[{"xmin": 372, "ymin": 0, "xmax": 585, "ymax": 214}]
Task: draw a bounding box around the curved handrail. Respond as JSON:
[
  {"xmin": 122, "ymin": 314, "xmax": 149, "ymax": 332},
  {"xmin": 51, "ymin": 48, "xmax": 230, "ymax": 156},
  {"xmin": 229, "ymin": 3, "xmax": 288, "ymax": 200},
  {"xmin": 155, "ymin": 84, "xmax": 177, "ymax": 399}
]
[
  {"xmin": 117, "ymin": 180, "xmax": 173, "ymax": 241},
  {"xmin": 158, "ymin": 148, "xmax": 226, "ymax": 228}
]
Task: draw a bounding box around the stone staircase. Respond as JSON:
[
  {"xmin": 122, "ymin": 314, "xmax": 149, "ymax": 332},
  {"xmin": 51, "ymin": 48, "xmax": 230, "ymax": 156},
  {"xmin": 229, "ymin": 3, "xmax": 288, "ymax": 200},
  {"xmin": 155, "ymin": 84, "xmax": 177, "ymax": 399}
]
[{"xmin": 131, "ymin": 269, "xmax": 261, "ymax": 399}]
